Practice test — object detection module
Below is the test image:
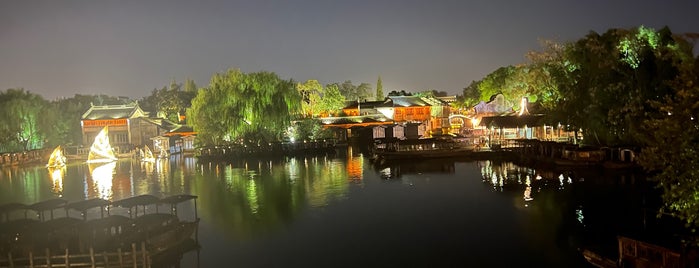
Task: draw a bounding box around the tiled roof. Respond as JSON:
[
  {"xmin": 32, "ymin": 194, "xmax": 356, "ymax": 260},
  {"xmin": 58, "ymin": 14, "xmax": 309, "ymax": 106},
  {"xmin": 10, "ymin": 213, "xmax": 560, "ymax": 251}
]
[
  {"xmin": 389, "ymin": 96, "xmax": 431, "ymax": 107},
  {"xmin": 81, "ymin": 103, "xmax": 146, "ymax": 120}
]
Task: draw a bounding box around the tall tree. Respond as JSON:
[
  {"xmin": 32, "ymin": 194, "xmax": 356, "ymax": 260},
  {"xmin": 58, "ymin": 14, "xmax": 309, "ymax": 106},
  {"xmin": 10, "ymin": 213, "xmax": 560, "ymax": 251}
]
[
  {"xmin": 376, "ymin": 76, "xmax": 384, "ymax": 101},
  {"xmin": 189, "ymin": 69, "xmax": 301, "ymax": 146},
  {"xmin": 0, "ymin": 89, "xmax": 50, "ymax": 151},
  {"xmin": 297, "ymin": 80, "xmax": 323, "ymax": 117},
  {"xmin": 337, "ymin": 80, "xmax": 373, "ymax": 101},
  {"xmin": 318, "ymin": 83, "xmax": 346, "ymax": 116}
]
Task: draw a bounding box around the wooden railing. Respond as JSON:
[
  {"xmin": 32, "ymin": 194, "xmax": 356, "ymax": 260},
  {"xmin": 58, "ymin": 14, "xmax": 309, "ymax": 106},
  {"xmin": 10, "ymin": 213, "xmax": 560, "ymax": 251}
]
[{"xmin": 0, "ymin": 243, "xmax": 150, "ymax": 268}]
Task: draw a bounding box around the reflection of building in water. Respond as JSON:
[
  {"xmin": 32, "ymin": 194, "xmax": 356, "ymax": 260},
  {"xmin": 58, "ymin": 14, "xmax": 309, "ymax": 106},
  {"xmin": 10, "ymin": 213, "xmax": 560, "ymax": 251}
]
[
  {"xmin": 377, "ymin": 159, "xmax": 455, "ymax": 179},
  {"xmin": 346, "ymin": 147, "xmax": 363, "ymax": 181}
]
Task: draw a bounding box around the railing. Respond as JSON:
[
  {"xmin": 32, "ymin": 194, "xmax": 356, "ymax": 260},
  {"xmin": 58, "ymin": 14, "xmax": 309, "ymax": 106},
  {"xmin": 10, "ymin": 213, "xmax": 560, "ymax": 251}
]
[{"xmin": 0, "ymin": 243, "xmax": 150, "ymax": 268}]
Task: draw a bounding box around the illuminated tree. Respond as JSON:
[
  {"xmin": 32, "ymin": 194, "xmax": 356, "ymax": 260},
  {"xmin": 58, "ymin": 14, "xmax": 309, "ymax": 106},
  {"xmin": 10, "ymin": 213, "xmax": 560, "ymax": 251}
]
[
  {"xmin": 0, "ymin": 89, "xmax": 50, "ymax": 151},
  {"xmin": 547, "ymin": 26, "xmax": 688, "ymax": 146},
  {"xmin": 189, "ymin": 69, "xmax": 301, "ymax": 146},
  {"xmin": 297, "ymin": 79, "xmax": 323, "ymax": 117},
  {"xmin": 638, "ymin": 54, "xmax": 699, "ymax": 230},
  {"xmin": 317, "ymin": 83, "xmax": 346, "ymax": 116}
]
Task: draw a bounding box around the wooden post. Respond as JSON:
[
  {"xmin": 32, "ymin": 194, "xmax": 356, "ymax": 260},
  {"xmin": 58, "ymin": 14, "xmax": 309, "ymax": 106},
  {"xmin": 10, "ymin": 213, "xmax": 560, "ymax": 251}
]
[
  {"xmin": 64, "ymin": 248, "xmax": 70, "ymax": 268},
  {"xmin": 7, "ymin": 252, "xmax": 13, "ymax": 268},
  {"xmin": 118, "ymin": 248, "xmax": 124, "ymax": 267},
  {"xmin": 89, "ymin": 247, "xmax": 95, "ymax": 268},
  {"xmin": 45, "ymin": 248, "xmax": 51, "ymax": 268},
  {"xmin": 29, "ymin": 251, "xmax": 33, "ymax": 268},
  {"xmin": 103, "ymin": 251, "xmax": 109, "ymax": 267},
  {"xmin": 141, "ymin": 242, "xmax": 147, "ymax": 267},
  {"xmin": 131, "ymin": 243, "xmax": 137, "ymax": 268}
]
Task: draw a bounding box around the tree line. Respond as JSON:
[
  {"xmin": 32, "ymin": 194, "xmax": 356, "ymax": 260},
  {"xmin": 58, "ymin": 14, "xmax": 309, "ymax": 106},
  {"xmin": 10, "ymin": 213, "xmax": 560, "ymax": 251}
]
[
  {"xmin": 2, "ymin": 25, "xmax": 698, "ymax": 228},
  {"xmin": 456, "ymin": 26, "xmax": 699, "ymax": 229}
]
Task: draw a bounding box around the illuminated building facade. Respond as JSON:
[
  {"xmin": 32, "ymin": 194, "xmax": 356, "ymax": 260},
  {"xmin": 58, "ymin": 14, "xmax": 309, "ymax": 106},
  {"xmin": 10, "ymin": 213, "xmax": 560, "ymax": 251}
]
[
  {"xmin": 323, "ymin": 95, "xmax": 453, "ymax": 141},
  {"xmin": 80, "ymin": 103, "xmax": 185, "ymax": 153}
]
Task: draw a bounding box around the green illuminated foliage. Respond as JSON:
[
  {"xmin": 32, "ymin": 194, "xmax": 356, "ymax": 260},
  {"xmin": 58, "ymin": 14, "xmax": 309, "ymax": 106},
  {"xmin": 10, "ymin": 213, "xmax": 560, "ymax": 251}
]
[
  {"xmin": 638, "ymin": 61, "xmax": 699, "ymax": 229},
  {"xmin": 189, "ymin": 69, "xmax": 301, "ymax": 146},
  {"xmin": 0, "ymin": 89, "xmax": 51, "ymax": 151}
]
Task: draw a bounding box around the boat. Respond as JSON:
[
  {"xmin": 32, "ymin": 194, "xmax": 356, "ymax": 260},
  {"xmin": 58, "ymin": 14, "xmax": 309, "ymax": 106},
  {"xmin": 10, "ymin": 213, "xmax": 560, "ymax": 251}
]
[
  {"xmin": 65, "ymin": 198, "xmax": 111, "ymax": 220},
  {"xmin": 112, "ymin": 194, "xmax": 199, "ymax": 255},
  {"xmin": 46, "ymin": 145, "xmax": 67, "ymax": 168},
  {"xmin": 373, "ymin": 138, "xmax": 475, "ymax": 161},
  {"xmin": 141, "ymin": 145, "xmax": 156, "ymax": 162},
  {"xmin": 86, "ymin": 126, "xmax": 118, "ymax": 164},
  {"xmin": 375, "ymin": 147, "xmax": 474, "ymax": 161},
  {"xmin": 110, "ymin": 194, "xmax": 161, "ymax": 218},
  {"xmin": 123, "ymin": 213, "xmax": 198, "ymax": 255}
]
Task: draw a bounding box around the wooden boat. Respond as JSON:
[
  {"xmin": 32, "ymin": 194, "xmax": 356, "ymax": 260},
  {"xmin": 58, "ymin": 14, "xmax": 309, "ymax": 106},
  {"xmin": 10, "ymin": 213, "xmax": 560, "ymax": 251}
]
[
  {"xmin": 65, "ymin": 198, "xmax": 111, "ymax": 220},
  {"xmin": 86, "ymin": 126, "xmax": 118, "ymax": 163},
  {"xmin": 110, "ymin": 194, "xmax": 161, "ymax": 218},
  {"xmin": 46, "ymin": 145, "xmax": 67, "ymax": 168},
  {"xmin": 28, "ymin": 198, "xmax": 69, "ymax": 222},
  {"xmin": 601, "ymin": 160, "xmax": 637, "ymax": 170},
  {"xmin": 78, "ymin": 215, "xmax": 134, "ymax": 252},
  {"xmin": 581, "ymin": 249, "xmax": 617, "ymax": 268},
  {"xmin": 375, "ymin": 147, "xmax": 474, "ymax": 161},
  {"xmin": 123, "ymin": 213, "xmax": 198, "ymax": 255}
]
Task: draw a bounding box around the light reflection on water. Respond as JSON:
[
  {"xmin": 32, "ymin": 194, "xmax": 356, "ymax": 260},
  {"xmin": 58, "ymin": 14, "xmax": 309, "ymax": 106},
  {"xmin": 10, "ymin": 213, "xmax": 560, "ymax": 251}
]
[{"xmin": 0, "ymin": 153, "xmax": 664, "ymax": 267}]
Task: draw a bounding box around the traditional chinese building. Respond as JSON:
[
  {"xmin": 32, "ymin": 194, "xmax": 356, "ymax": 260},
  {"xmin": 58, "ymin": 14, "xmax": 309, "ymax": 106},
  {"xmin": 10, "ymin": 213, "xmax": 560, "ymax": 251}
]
[
  {"xmin": 322, "ymin": 95, "xmax": 453, "ymax": 142},
  {"xmin": 81, "ymin": 102, "xmax": 189, "ymax": 153}
]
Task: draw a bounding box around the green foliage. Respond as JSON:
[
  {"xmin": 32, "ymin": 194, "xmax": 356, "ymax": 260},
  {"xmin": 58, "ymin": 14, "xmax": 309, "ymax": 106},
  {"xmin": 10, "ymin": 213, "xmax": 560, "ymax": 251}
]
[
  {"xmin": 637, "ymin": 60, "xmax": 699, "ymax": 228},
  {"xmin": 0, "ymin": 89, "xmax": 51, "ymax": 152},
  {"xmin": 376, "ymin": 76, "xmax": 384, "ymax": 101},
  {"xmin": 547, "ymin": 26, "xmax": 689, "ymax": 146},
  {"xmin": 189, "ymin": 69, "xmax": 301, "ymax": 147},
  {"xmin": 290, "ymin": 118, "xmax": 334, "ymax": 141},
  {"xmin": 336, "ymin": 80, "xmax": 373, "ymax": 101},
  {"xmin": 317, "ymin": 83, "xmax": 346, "ymax": 116},
  {"xmin": 297, "ymin": 80, "xmax": 324, "ymax": 117}
]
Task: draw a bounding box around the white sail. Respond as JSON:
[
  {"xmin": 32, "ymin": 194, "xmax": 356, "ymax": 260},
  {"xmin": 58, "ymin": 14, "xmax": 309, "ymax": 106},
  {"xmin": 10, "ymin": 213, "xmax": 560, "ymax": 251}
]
[
  {"xmin": 46, "ymin": 145, "xmax": 67, "ymax": 168},
  {"xmin": 141, "ymin": 145, "xmax": 156, "ymax": 162},
  {"xmin": 87, "ymin": 126, "xmax": 118, "ymax": 163}
]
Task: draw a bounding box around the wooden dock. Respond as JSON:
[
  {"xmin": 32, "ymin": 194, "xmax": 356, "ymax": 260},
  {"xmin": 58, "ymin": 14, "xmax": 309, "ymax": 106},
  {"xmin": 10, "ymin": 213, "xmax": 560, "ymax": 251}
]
[{"xmin": 1, "ymin": 242, "xmax": 150, "ymax": 268}]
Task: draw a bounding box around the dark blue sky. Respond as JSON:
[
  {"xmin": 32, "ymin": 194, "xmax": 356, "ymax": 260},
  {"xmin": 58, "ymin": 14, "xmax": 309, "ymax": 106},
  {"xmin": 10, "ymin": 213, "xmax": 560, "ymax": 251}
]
[{"xmin": 1, "ymin": 0, "xmax": 698, "ymax": 99}]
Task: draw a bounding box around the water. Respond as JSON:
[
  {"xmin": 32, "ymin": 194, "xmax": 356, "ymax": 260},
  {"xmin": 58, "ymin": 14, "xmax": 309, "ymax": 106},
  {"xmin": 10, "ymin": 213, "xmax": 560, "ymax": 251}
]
[{"xmin": 0, "ymin": 148, "xmax": 666, "ymax": 267}]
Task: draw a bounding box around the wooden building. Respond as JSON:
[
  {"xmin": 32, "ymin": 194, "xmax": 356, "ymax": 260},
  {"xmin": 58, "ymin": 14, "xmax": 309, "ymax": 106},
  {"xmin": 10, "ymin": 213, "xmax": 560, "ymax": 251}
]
[
  {"xmin": 81, "ymin": 103, "xmax": 172, "ymax": 153},
  {"xmin": 323, "ymin": 95, "xmax": 452, "ymax": 141}
]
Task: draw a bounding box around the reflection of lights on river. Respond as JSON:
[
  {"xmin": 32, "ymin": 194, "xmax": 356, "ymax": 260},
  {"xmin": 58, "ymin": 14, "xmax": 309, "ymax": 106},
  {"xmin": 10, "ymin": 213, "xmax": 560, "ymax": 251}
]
[
  {"xmin": 576, "ymin": 207, "xmax": 585, "ymax": 226},
  {"xmin": 90, "ymin": 162, "xmax": 116, "ymax": 200},
  {"xmin": 246, "ymin": 179, "xmax": 259, "ymax": 214},
  {"xmin": 49, "ymin": 167, "xmax": 65, "ymax": 196},
  {"xmin": 523, "ymin": 175, "xmax": 533, "ymax": 203}
]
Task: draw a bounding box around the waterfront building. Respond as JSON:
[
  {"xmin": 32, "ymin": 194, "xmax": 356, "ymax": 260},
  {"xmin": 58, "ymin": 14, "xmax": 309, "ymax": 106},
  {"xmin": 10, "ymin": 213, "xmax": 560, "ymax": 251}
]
[
  {"xmin": 321, "ymin": 95, "xmax": 453, "ymax": 142},
  {"xmin": 80, "ymin": 102, "xmax": 195, "ymax": 154}
]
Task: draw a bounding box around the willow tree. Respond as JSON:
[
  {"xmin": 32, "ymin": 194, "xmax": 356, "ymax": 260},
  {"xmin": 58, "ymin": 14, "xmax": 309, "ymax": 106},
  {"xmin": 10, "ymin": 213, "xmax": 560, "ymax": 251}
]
[
  {"xmin": 0, "ymin": 88, "xmax": 51, "ymax": 151},
  {"xmin": 189, "ymin": 69, "xmax": 301, "ymax": 146}
]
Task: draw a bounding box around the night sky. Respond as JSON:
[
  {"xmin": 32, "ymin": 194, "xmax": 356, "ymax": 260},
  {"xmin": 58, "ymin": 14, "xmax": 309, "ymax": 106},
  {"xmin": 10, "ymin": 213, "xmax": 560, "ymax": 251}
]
[{"xmin": 1, "ymin": 0, "xmax": 698, "ymax": 100}]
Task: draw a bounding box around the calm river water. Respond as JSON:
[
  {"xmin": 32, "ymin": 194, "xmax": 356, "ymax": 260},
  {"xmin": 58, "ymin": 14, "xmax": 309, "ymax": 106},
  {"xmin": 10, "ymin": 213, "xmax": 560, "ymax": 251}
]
[{"xmin": 0, "ymin": 147, "xmax": 667, "ymax": 267}]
